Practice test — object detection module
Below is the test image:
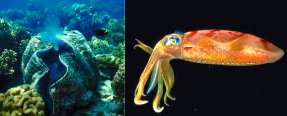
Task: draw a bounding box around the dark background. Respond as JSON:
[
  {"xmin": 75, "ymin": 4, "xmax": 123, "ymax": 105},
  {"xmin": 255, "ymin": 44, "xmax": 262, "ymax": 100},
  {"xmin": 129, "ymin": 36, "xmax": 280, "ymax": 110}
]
[{"xmin": 126, "ymin": 0, "xmax": 287, "ymax": 115}]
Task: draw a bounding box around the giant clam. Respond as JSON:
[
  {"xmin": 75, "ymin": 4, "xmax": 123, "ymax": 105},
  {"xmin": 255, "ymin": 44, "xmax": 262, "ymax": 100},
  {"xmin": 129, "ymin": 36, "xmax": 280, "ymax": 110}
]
[{"xmin": 22, "ymin": 30, "xmax": 99, "ymax": 115}]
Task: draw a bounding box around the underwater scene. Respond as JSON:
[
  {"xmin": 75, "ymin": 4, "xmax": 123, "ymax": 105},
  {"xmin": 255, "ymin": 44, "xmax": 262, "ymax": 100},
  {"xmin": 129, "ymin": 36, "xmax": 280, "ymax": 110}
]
[{"xmin": 0, "ymin": 0, "xmax": 124, "ymax": 116}]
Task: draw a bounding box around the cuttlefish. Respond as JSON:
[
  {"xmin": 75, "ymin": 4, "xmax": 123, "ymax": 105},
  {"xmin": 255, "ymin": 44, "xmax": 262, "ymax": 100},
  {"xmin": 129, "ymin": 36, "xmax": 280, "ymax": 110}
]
[{"xmin": 134, "ymin": 29, "xmax": 284, "ymax": 113}]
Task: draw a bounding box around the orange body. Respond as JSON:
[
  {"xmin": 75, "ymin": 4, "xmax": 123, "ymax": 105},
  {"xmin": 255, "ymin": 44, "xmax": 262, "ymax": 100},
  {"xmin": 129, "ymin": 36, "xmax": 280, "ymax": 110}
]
[
  {"xmin": 134, "ymin": 29, "xmax": 284, "ymax": 113},
  {"xmin": 179, "ymin": 30, "xmax": 284, "ymax": 65}
]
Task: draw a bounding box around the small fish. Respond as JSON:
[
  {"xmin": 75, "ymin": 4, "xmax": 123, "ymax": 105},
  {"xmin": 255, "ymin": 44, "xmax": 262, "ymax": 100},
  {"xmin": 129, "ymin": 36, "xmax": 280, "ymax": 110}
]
[
  {"xmin": 134, "ymin": 29, "xmax": 284, "ymax": 113},
  {"xmin": 94, "ymin": 28, "xmax": 108, "ymax": 37}
]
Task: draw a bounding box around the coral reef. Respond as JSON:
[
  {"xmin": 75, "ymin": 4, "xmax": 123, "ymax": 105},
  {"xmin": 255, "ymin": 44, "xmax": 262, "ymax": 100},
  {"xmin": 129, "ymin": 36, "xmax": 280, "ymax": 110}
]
[
  {"xmin": 97, "ymin": 62, "xmax": 125, "ymax": 103},
  {"xmin": 73, "ymin": 100, "xmax": 123, "ymax": 116},
  {"xmin": 64, "ymin": 3, "xmax": 110, "ymax": 39},
  {"xmin": 99, "ymin": 80, "xmax": 115, "ymax": 102},
  {"xmin": 91, "ymin": 36, "xmax": 114, "ymax": 54},
  {"xmin": 102, "ymin": 19, "xmax": 125, "ymax": 45},
  {"xmin": 94, "ymin": 43, "xmax": 125, "ymax": 116},
  {"xmin": 96, "ymin": 54, "xmax": 121, "ymax": 70},
  {"xmin": 0, "ymin": 1, "xmax": 124, "ymax": 43},
  {"xmin": 94, "ymin": 43, "xmax": 125, "ymax": 79},
  {"xmin": 91, "ymin": 18, "xmax": 125, "ymax": 47},
  {"xmin": 0, "ymin": 84, "xmax": 45, "ymax": 116},
  {"xmin": 112, "ymin": 42, "xmax": 125, "ymax": 60},
  {"xmin": 112, "ymin": 62, "xmax": 125, "ymax": 102},
  {"xmin": 0, "ymin": 16, "xmax": 31, "ymax": 93},
  {"xmin": 91, "ymin": 18, "xmax": 125, "ymax": 103},
  {"xmin": 0, "ymin": 18, "xmax": 31, "ymax": 49},
  {"xmin": 110, "ymin": 42, "xmax": 125, "ymax": 103},
  {"xmin": 84, "ymin": 17, "xmax": 125, "ymax": 114},
  {"xmin": 90, "ymin": 17, "xmax": 124, "ymax": 56},
  {"xmin": 88, "ymin": 0, "xmax": 125, "ymax": 19},
  {"xmin": 1, "ymin": 2, "xmax": 111, "ymax": 39},
  {"xmin": 0, "ymin": 19, "xmax": 12, "ymax": 44},
  {"xmin": 0, "ymin": 49, "xmax": 17, "ymax": 78},
  {"xmin": 10, "ymin": 24, "xmax": 31, "ymax": 47},
  {"xmin": 19, "ymin": 39, "xmax": 30, "ymax": 55},
  {"xmin": 0, "ymin": 18, "xmax": 31, "ymax": 56}
]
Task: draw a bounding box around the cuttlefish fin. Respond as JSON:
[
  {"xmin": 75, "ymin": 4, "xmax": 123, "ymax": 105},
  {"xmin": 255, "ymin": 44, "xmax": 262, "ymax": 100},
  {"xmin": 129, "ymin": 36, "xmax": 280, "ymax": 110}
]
[{"xmin": 134, "ymin": 39, "xmax": 153, "ymax": 54}]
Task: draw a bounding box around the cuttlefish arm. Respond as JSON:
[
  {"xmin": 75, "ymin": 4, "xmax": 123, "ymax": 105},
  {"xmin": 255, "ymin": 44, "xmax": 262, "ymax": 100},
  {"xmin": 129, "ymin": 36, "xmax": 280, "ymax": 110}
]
[
  {"xmin": 134, "ymin": 30, "xmax": 284, "ymax": 113},
  {"xmin": 134, "ymin": 34, "xmax": 181, "ymax": 112},
  {"xmin": 134, "ymin": 46, "xmax": 161, "ymax": 105},
  {"xmin": 134, "ymin": 40, "xmax": 176, "ymax": 112},
  {"xmin": 134, "ymin": 39, "xmax": 153, "ymax": 54}
]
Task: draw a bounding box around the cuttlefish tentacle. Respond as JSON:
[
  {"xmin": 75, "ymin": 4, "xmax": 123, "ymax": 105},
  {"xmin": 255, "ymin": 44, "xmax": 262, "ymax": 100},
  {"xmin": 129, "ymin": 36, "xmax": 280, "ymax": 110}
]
[
  {"xmin": 135, "ymin": 41, "xmax": 175, "ymax": 99},
  {"xmin": 146, "ymin": 60, "xmax": 161, "ymax": 94},
  {"xmin": 153, "ymin": 72, "xmax": 164, "ymax": 113},
  {"xmin": 134, "ymin": 39, "xmax": 153, "ymax": 54},
  {"xmin": 134, "ymin": 39, "xmax": 176, "ymax": 111},
  {"xmin": 134, "ymin": 39, "xmax": 153, "ymax": 97},
  {"xmin": 160, "ymin": 59, "xmax": 176, "ymax": 106},
  {"xmin": 134, "ymin": 48, "xmax": 161, "ymax": 105}
]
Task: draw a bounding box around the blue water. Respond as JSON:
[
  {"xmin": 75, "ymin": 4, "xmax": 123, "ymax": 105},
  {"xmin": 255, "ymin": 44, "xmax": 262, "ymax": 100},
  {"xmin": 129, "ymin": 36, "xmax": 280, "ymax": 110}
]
[
  {"xmin": 0, "ymin": 0, "xmax": 90, "ymax": 10},
  {"xmin": 0, "ymin": 0, "xmax": 124, "ymax": 35},
  {"xmin": 0, "ymin": 0, "xmax": 26, "ymax": 10}
]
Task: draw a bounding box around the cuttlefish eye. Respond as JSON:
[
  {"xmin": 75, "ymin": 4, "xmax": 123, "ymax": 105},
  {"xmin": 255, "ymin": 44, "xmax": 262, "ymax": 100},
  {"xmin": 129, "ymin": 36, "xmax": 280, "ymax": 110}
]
[{"xmin": 163, "ymin": 34, "xmax": 181, "ymax": 47}]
